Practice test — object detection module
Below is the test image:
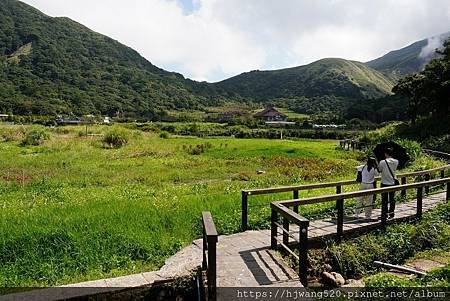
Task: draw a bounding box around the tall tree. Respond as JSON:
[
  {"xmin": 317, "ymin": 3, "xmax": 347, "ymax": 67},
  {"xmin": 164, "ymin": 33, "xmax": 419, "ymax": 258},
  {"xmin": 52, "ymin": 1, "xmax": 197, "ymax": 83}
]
[{"xmin": 393, "ymin": 38, "xmax": 450, "ymax": 123}]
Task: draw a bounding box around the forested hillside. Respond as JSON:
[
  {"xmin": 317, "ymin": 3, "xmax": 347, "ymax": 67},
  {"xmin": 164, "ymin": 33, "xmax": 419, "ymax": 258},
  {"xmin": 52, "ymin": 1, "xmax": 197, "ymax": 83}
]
[
  {"xmin": 0, "ymin": 0, "xmax": 425, "ymax": 120},
  {"xmin": 214, "ymin": 58, "xmax": 395, "ymax": 117},
  {"xmin": 0, "ymin": 0, "xmax": 222, "ymax": 117}
]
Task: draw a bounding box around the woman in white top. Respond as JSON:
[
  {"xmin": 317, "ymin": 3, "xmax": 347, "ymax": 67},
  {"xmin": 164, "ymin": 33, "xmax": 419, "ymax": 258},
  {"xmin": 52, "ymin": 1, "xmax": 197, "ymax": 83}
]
[{"xmin": 355, "ymin": 157, "xmax": 379, "ymax": 219}]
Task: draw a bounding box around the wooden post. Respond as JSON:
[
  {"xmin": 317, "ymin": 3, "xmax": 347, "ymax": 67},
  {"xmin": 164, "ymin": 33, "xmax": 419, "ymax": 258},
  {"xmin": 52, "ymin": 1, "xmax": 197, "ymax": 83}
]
[
  {"xmin": 271, "ymin": 209, "xmax": 277, "ymax": 250},
  {"xmin": 401, "ymin": 177, "xmax": 407, "ymax": 198},
  {"xmin": 299, "ymin": 221, "xmax": 309, "ymax": 287},
  {"xmin": 202, "ymin": 212, "xmax": 218, "ymax": 301},
  {"xmin": 416, "ymin": 187, "xmax": 423, "ymax": 219},
  {"xmin": 202, "ymin": 226, "xmax": 207, "ymax": 270},
  {"xmin": 207, "ymin": 235, "xmax": 217, "ymax": 301},
  {"xmin": 381, "ymin": 192, "xmax": 388, "ymax": 228},
  {"xmin": 440, "ymin": 170, "xmax": 445, "ymax": 179},
  {"xmin": 373, "ymin": 181, "xmax": 377, "ymax": 203},
  {"xmin": 283, "ymin": 217, "xmax": 289, "ymax": 246},
  {"xmin": 447, "ymin": 182, "xmax": 450, "ymax": 201},
  {"xmin": 242, "ymin": 191, "xmax": 248, "ymax": 231},
  {"xmin": 293, "ymin": 190, "xmax": 299, "ymax": 214},
  {"xmin": 424, "ymin": 174, "xmax": 430, "ymax": 194},
  {"xmin": 336, "ymin": 185, "xmax": 343, "ymax": 242}
]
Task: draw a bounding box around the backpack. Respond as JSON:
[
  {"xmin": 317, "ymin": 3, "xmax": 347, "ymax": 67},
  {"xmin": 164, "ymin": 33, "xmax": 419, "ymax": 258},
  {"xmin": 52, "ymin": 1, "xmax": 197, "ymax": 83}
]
[{"xmin": 356, "ymin": 166, "xmax": 364, "ymax": 183}]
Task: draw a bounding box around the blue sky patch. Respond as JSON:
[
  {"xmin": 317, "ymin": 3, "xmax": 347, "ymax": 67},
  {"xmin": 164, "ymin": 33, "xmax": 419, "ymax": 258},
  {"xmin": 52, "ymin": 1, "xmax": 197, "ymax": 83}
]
[{"xmin": 176, "ymin": 0, "xmax": 200, "ymax": 14}]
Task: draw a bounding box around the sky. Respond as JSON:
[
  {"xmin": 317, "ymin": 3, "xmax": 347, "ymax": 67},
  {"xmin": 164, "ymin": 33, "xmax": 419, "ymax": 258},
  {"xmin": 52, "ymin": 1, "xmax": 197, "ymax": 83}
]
[{"xmin": 21, "ymin": 0, "xmax": 450, "ymax": 82}]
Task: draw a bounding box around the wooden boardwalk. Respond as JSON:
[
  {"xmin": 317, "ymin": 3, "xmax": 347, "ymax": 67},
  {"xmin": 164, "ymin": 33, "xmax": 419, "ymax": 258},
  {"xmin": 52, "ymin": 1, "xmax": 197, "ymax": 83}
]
[
  {"xmin": 216, "ymin": 191, "xmax": 446, "ymax": 288},
  {"xmin": 307, "ymin": 191, "xmax": 445, "ymax": 239},
  {"xmin": 216, "ymin": 231, "xmax": 300, "ymax": 288}
]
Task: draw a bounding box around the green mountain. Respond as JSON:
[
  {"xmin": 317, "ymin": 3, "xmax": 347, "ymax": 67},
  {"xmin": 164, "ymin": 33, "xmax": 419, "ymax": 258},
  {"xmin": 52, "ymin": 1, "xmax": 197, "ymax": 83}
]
[
  {"xmin": 0, "ymin": 0, "xmax": 400, "ymax": 119},
  {"xmin": 214, "ymin": 58, "xmax": 395, "ymax": 106},
  {"xmin": 366, "ymin": 32, "xmax": 450, "ymax": 79},
  {"xmin": 0, "ymin": 0, "xmax": 219, "ymax": 117}
]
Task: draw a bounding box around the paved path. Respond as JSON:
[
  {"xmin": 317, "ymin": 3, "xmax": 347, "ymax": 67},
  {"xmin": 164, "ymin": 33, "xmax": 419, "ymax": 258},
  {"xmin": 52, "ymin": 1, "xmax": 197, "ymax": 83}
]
[{"xmin": 216, "ymin": 192, "xmax": 447, "ymax": 288}]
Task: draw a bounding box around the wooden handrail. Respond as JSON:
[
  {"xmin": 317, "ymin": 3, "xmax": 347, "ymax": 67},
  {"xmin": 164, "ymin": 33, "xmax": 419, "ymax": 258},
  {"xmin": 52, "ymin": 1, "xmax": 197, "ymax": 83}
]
[
  {"xmin": 270, "ymin": 203, "xmax": 309, "ymax": 286},
  {"xmin": 270, "ymin": 202, "xmax": 309, "ymax": 224},
  {"xmin": 202, "ymin": 212, "xmax": 218, "ymax": 301},
  {"xmin": 244, "ymin": 164, "xmax": 450, "ymax": 195},
  {"xmin": 277, "ymin": 177, "xmax": 450, "ymax": 207},
  {"xmin": 241, "ymin": 164, "xmax": 450, "ymax": 231},
  {"xmin": 424, "ymin": 149, "xmax": 450, "ymax": 159}
]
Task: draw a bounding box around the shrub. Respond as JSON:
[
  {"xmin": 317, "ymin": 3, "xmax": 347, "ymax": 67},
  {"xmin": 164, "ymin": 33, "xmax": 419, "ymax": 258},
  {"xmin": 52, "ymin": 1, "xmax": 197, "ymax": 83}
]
[
  {"xmin": 325, "ymin": 202, "xmax": 450, "ymax": 279},
  {"xmin": 0, "ymin": 127, "xmax": 26, "ymax": 142},
  {"xmin": 54, "ymin": 127, "xmax": 70, "ymax": 135},
  {"xmin": 102, "ymin": 129, "xmax": 129, "ymax": 148},
  {"xmin": 365, "ymin": 273, "xmax": 413, "ymax": 287},
  {"xmin": 395, "ymin": 139, "xmax": 422, "ymax": 161},
  {"xmin": 186, "ymin": 142, "xmax": 213, "ymax": 155},
  {"xmin": 159, "ymin": 131, "xmax": 170, "ymax": 139},
  {"xmin": 21, "ymin": 128, "xmax": 50, "ymax": 146}
]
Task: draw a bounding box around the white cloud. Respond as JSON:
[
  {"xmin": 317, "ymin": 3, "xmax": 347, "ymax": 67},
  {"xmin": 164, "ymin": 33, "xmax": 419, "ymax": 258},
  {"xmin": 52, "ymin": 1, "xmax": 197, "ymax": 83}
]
[{"xmin": 20, "ymin": 0, "xmax": 450, "ymax": 81}]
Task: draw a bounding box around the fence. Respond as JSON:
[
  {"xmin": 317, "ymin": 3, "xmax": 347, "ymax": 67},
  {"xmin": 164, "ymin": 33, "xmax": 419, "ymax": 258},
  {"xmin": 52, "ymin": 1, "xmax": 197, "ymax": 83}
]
[
  {"xmin": 242, "ymin": 164, "xmax": 450, "ymax": 231},
  {"xmin": 270, "ymin": 177, "xmax": 450, "ymax": 286}
]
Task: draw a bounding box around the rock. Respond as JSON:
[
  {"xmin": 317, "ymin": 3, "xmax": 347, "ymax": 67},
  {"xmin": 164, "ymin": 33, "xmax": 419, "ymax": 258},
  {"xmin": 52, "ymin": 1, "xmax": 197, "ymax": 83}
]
[
  {"xmin": 343, "ymin": 279, "xmax": 365, "ymax": 287},
  {"xmin": 323, "ymin": 264, "xmax": 333, "ymax": 272},
  {"xmin": 322, "ymin": 271, "xmax": 346, "ymax": 287},
  {"xmin": 331, "ymin": 272, "xmax": 346, "ymax": 286}
]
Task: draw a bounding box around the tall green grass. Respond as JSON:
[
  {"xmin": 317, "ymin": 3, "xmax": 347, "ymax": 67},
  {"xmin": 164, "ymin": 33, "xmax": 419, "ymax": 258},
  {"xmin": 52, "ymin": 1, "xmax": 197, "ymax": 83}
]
[{"xmin": 0, "ymin": 124, "xmax": 442, "ymax": 286}]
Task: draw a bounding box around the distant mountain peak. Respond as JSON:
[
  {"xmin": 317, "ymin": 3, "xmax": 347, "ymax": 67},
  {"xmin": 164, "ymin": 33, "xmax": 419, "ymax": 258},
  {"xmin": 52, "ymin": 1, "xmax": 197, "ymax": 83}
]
[{"xmin": 366, "ymin": 31, "xmax": 450, "ymax": 78}]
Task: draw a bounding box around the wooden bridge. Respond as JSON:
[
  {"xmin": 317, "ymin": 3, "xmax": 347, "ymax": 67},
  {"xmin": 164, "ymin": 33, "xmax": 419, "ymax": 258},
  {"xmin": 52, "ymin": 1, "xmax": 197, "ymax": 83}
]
[{"xmin": 200, "ymin": 163, "xmax": 450, "ymax": 300}]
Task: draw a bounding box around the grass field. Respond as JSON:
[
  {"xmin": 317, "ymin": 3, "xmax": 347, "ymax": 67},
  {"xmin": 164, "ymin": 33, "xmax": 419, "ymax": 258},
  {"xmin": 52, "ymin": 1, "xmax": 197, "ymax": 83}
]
[{"xmin": 0, "ymin": 124, "xmax": 441, "ymax": 286}]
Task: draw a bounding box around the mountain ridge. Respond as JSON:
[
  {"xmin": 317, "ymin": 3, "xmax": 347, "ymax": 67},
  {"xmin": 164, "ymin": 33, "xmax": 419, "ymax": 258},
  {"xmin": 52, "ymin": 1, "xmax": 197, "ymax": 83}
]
[
  {"xmin": 0, "ymin": 0, "xmax": 444, "ymax": 119},
  {"xmin": 366, "ymin": 31, "xmax": 450, "ymax": 78},
  {"xmin": 215, "ymin": 57, "xmax": 395, "ymax": 101}
]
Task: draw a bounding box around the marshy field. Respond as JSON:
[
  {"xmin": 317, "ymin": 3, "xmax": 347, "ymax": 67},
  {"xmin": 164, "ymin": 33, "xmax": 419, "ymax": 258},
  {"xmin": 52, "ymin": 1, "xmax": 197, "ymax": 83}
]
[{"xmin": 0, "ymin": 124, "xmax": 442, "ymax": 286}]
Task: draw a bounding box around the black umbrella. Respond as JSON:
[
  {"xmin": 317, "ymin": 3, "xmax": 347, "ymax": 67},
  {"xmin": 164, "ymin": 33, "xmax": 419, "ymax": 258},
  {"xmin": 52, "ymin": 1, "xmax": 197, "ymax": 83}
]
[{"xmin": 373, "ymin": 141, "xmax": 410, "ymax": 169}]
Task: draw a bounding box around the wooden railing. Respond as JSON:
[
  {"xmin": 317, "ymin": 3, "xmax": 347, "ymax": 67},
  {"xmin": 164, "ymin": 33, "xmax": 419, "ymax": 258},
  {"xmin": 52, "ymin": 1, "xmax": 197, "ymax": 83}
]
[
  {"xmin": 201, "ymin": 212, "xmax": 218, "ymax": 301},
  {"xmin": 270, "ymin": 202, "xmax": 309, "ymax": 286},
  {"xmin": 241, "ymin": 164, "xmax": 450, "ymax": 231},
  {"xmin": 339, "ymin": 139, "xmax": 367, "ymax": 151},
  {"xmin": 270, "ymin": 177, "xmax": 450, "ymax": 287}
]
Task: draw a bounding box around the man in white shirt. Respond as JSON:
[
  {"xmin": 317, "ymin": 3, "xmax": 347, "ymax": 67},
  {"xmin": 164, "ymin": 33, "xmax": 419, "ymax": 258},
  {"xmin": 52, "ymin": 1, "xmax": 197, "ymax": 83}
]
[{"xmin": 378, "ymin": 148, "xmax": 399, "ymax": 218}]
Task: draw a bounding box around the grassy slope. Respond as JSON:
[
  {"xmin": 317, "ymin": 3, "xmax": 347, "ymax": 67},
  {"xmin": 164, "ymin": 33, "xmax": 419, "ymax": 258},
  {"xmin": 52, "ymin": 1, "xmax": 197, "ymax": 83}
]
[
  {"xmin": 215, "ymin": 58, "xmax": 395, "ymax": 100},
  {"xmin": 0, "ymin": 124, "xmax": 361, "ymax": 286}
]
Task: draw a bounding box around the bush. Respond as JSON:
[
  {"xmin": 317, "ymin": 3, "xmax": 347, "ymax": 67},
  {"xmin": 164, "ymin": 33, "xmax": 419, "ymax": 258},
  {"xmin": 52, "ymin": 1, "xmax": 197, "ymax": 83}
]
[
  {"xmin": 325, "ymin": 202, "xmax": 450, "ymax": 278},
  {"xmin": 366, "ymin": 265, "xmax": 450, "ymax": 288},
  {"xmin": 159, "ymin": 131, "xmax": 170, "ymax": 139},
  {"xmin": 21, "ymin": 128, "xmax": 50, "ymax": 146},
  {"xmin": 186, "ymin": 142, "xmax": 213, "ymax": 155},
  {"xmin": 102, "ymin": 129, "xmax": 129, "ymax": 148},
  {"xmin": 365, "ymin": 273, "xmax": 413, "ymax": 287},
  {"xmin": 395, "ymin": 139, "xmax": 422, "ymax": 161},
  {"xmin": 423, "ymin": 134, "xmax": 450, "ymax": 153},
  {"xmin": 0, "ymin": 127, "xmax": 26, "ymax": 142}
]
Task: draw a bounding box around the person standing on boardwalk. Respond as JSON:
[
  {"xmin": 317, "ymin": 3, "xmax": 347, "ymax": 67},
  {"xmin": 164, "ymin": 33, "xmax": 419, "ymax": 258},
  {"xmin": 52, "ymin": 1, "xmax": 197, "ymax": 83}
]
[
  {"xmin": 378, "ymin": 148, "xmax": 399, "ymax": 218},
  {"xmin": 355, "ymin": 157, "xmax": 378, "ymax": 219}
]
